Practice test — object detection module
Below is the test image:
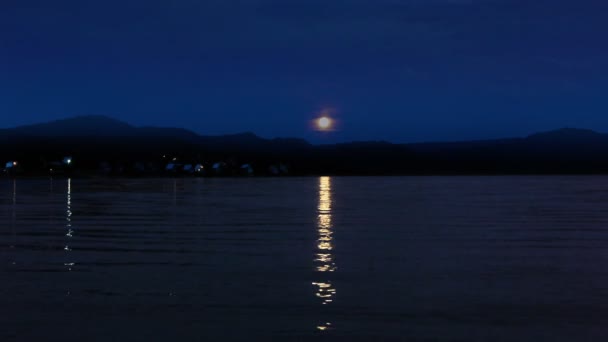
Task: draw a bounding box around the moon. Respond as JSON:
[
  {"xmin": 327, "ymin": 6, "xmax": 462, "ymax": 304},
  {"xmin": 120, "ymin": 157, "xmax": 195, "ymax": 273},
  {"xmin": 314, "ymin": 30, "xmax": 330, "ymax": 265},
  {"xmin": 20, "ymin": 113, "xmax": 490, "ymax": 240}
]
[{"xmin": 317, "ymin": 116, "xmax": 333, "ymax": 130}]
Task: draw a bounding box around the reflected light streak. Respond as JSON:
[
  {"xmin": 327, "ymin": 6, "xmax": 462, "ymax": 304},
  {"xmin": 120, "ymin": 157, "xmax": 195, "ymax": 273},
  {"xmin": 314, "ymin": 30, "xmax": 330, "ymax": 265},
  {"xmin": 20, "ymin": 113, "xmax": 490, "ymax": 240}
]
[
  {"xmin": 316, "ymin": 176, "xmax": 336, "ymax": 271},
  {"xmin": 313, "ymin": 176, "xmax": 337, "ymax": 330},
  {"xmin": 12, "ymin": 179, "xmax": 16, "ymax": 206},
  {"xmin": 65, "ymin": 178, "xmax": 74, "ymax": 271},
  {"xmin": 10, "ymin": 180, "xmax": 16, "ymax": 252}
]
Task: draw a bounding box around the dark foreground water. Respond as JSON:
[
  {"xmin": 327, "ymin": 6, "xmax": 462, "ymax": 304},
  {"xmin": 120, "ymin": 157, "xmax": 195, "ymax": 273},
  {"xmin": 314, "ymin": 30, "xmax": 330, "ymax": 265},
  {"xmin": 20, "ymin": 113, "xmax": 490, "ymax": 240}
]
[{"xmin": 2, "ymin": 176, "xmax": 608, "ymax": 341}]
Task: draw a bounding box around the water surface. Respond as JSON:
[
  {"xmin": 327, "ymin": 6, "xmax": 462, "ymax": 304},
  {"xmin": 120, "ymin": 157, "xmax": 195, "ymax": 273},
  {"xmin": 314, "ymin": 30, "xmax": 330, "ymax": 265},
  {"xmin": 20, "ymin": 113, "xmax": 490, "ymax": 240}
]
[{"xmin": 2, "ymin": 176, "xmax": 608, "ymax": 341}]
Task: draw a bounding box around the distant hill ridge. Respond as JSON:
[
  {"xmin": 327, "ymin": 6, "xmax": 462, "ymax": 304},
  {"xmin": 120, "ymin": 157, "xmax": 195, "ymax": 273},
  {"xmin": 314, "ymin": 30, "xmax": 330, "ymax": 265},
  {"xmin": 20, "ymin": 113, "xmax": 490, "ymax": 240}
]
[
  {"xmin": 3, "ymin": 115, "xmax": 608, "ymax": 175},
  {"xmin": 525, "ymin": 127, "xmax": 608, "ymax": 143},
  {"xmin": 5, "ymin": 115, "xmax": 607, "ymax": 145},
  {"xmin": 11, "ymin": 115, "xmax": 136, "ymax": 136}
]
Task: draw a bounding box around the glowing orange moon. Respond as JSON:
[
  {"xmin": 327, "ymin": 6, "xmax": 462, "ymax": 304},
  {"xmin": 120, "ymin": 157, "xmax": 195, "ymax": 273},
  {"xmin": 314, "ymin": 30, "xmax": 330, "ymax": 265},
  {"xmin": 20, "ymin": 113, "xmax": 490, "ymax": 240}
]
[{"xmin": 317, "ymin": 116, "xmax": 332, "ymax": 130}]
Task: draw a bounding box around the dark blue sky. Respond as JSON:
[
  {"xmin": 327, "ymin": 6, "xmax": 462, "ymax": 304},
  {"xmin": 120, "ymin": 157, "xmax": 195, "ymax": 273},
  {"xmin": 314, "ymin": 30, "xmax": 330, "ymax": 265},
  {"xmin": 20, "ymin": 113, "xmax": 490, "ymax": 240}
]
[{"xmin": 1, "ymin": 0, "xmax": 607, "ymax": 143}]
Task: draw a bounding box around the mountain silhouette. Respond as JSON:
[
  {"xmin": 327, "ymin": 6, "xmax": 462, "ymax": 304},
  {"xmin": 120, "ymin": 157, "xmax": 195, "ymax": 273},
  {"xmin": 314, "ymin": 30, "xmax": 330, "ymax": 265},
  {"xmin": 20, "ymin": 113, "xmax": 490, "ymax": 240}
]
[
  {"xmin": 525, "ymin": 127, "xmax": 605, "ymax": 142},
  {"xmin": 7, "ymin": 115, "xmax": 136, "ymax": 137},
  {"xmin": 2, "ymin": 116, "xmax": 608, "ymax": 175}
]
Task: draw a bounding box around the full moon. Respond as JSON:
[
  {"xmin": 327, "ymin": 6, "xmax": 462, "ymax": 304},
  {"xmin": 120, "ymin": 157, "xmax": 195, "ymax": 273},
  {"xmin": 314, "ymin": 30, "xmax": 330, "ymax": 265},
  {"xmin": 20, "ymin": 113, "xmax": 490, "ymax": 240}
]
[{"xmin": 317, "ymin": 116, "xmax": 332, "ymax": 130}]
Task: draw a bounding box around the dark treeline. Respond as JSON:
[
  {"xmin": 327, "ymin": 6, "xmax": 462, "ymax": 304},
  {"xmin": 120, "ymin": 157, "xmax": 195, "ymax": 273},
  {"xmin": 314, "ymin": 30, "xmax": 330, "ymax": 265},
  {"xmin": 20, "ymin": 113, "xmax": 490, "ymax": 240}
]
[{"xmin": 3, "ymin": 116, "xmax": 608, "ymax": 177}]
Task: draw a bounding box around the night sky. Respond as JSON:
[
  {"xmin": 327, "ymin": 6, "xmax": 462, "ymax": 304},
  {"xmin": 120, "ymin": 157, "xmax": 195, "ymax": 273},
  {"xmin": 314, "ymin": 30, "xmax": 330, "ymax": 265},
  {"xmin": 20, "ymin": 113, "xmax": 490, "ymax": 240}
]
[{"xmin": 1, "ymin": 0, "xmax": 607, "ymax": 143}]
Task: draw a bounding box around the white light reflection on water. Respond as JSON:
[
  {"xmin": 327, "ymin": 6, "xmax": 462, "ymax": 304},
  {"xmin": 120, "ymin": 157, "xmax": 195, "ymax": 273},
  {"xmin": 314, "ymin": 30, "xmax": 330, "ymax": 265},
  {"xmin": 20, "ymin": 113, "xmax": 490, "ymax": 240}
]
[
  {"xmin": 64, "ymin": 179, "xmax": 74, "ymax": 271},
  {"xmin": 313, "ymin": 176, "xmax": 336, "ymax": 331},
  {"xmin": 12, "ymin": 179, "xmax": 16, "ymax": 206},
  {"xmin": 10, "ymin": 179, "xmax": 17, "ymax": 257}
]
